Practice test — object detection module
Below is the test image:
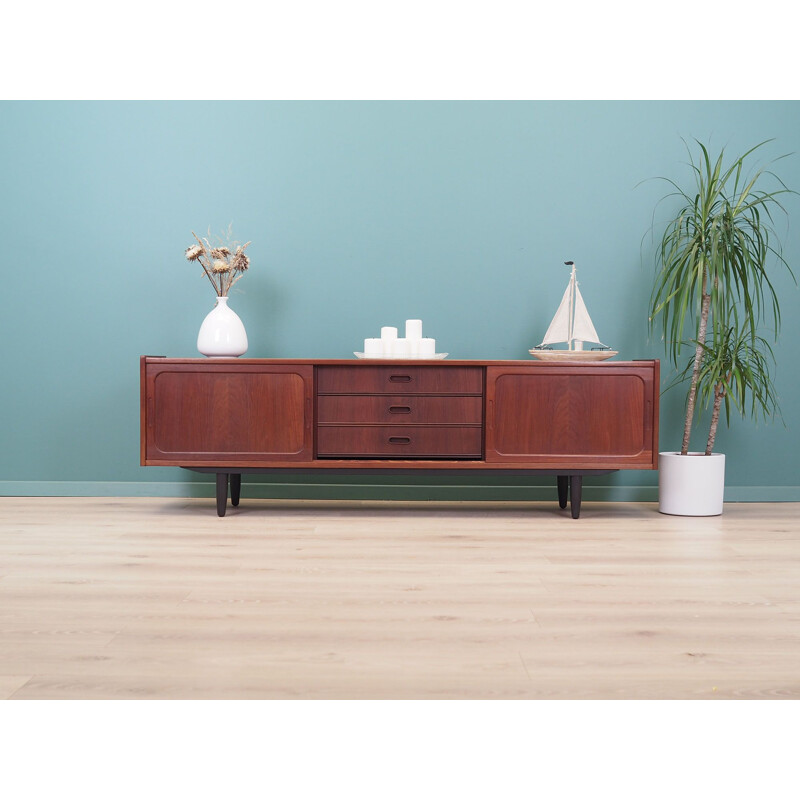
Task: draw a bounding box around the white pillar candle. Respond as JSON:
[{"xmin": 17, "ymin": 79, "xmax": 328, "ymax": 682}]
[
  {"xmin": 408, "ymin": 338, "xmax": 420, "ymax": 358},
  {"xmin": 392, "ymin": 338, "xmax": 410, "ymax": 357},
  {"xmin": 419, "ymin": 338, "xmax": 435, "ymax": 357},
  {"xmin": 381, "ymin": 326, "xmax": 398, "ymax": 340},
  {"xmin": 405, "ymin": 319, "xmax": 422, "ymax": 339},
  {"xmin": 364, "ymin": 338, "xmax": 383, "ymax": 356}
]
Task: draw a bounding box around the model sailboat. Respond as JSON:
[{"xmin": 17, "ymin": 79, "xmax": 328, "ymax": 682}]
[{"xmin": 529, "ymin": 261, "xmax": 618, "ymax": 361}]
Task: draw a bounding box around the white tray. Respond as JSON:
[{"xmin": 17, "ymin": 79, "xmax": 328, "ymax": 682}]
[{"xmin": 354, "ymin": 352, "xmax": 448, "ymax": 360}]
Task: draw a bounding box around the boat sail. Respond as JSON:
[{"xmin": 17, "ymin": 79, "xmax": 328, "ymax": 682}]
[{"xmin": 530, "ymin": 261, "xmax": 617, "ymax": 361}]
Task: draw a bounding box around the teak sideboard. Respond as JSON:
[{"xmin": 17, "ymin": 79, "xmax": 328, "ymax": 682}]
[{"xmin": 140, "ymin": 357, "xmax": 659, "ymax": 518}]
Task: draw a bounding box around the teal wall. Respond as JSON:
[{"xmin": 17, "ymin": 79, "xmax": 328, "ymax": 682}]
[{"xmin": 2, "ymin": 101, "xmax": 798, "ymax": 501}]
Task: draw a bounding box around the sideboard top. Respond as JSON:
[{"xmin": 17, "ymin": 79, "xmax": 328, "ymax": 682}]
[{"xmin": 142, "ymin": 356, "xmax": 658, "ymax": 367}]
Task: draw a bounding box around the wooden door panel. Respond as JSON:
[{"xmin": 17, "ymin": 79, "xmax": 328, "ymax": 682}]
[
  {"xmin": 144, "ymin": 365, "xmax": 313, "ymax": 462},
  {"xmin": 485, "ymin": 366, "xmax": 656, "ymax": 466}
]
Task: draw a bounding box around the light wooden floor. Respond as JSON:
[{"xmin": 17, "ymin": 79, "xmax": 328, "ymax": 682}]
[{"xmin": 0, "ymin": 497, "xmax": 798, "ymax": 699}]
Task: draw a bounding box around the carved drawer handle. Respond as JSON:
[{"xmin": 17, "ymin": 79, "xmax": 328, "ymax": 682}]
[
  {"xmin": 388, "ymin": 436, "xmax": 411, "ymax": 445},
  {"xmin": 389, "ymin": 375, "xmax": 412, "ymax": 382},
  {"xmin": 389, "ymin": 405, "xmax": 412, "ymax": 414}
]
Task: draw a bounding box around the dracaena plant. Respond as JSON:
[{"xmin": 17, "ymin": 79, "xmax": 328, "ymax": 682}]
[
  {"xmin": 648, "ymin": 139, "xmax": 795, "ymax": 455},
  {"xmin": 670, "ymin": 326, "xmax": 780, "ymax": 455}
]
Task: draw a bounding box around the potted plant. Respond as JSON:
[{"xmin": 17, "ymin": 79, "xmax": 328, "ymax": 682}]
[{"xmin": 648, "ymin": 140, "xmax": 794, "ymax": 516}]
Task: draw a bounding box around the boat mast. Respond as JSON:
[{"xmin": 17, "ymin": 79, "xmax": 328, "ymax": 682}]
[{"xmin": 565, "ymin": 261, "xmax": 575, "ymax": 351}]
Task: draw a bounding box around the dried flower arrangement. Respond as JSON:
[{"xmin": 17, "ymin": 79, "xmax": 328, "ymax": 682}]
[{"xmin": 185, "ymin": 226, "xmax": 252, "ymax": 297}]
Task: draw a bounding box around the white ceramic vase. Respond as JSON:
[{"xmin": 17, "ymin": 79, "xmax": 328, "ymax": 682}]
[
  {"xmin": 658, "ymin": 451, "xmax": 725, "ymax": 516},
  {"xmin": 197, "ymin": 296, "xmax": 248, "ymax": 357}
]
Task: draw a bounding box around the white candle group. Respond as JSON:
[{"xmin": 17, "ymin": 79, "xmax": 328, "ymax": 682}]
[{"xmin": 362, "ymin": 320, "xmax": 436, "ymax": 358}]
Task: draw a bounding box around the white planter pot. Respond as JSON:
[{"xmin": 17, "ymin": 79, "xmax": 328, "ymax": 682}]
[
  {"xmin": 197, "ymin": 296, "xmax": 248, "ymax": 358},
  {"xmin": 658, "ymin": 451, "xmax": 725, "ymax": 516}
]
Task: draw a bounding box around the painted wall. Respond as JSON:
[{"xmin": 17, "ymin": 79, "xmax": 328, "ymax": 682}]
[{"xmin": 2, "ymin": 101, "xmax": 798, "ymax": 501}]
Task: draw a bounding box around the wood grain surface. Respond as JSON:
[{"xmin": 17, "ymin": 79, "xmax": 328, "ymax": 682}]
[
  {"xmin": 1, "ymin": 497, "xmax": 798, "ymax": 699},
  {"xmin": 316, "ymin": 365, "xmax": 483, "ymax": 395},
  {"xmin": 144, "ymin": 363, "xmax": 314, "ymax": 463},
  {"xmin": 316, "ymin": 394, "xmax": 484, "ymax": 425},
  {"xmin": 316, "ymin": 425, "xmax": 483, "ymax": 458},
  {"xmin": 485, "ymin": 365, "xmax": 657, "ymax": 466}
]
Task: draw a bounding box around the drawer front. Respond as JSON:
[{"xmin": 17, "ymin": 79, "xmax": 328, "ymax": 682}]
[
  {"xmin": 317, "ymin": 395, "xmax": 483, "ymax": 425},
  {"xmin": 317, "ymin": 426, "xmax": 483, "ymax": 458},
  {"xmin": 317, "ymin": 365, "xmax": 483, "ymax": 395}
]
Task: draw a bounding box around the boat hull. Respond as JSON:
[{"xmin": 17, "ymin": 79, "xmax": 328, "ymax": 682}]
[{"xmin": 528, "ymin": 349, "xmax": 618, "ymax": 362}]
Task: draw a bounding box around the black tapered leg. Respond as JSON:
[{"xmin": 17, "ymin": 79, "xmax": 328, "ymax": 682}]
[
  {"xmin": 557, "ymin": 475, "xmax": 569, "ymax": 509},
  {"xmin": 569, "ymin": 475, "xmax": 583, "ymax": 519},
  {"xmin": 216, "ymin": 472, "xmax": 228, "ymax": 517},
  {"xmin": 230, "ymin": 473, "xmax": 241, "ymax": 507}
]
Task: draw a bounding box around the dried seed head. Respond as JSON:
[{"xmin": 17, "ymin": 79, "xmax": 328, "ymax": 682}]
[
  {"xmin": 212, "ymin": 259, "xmax": 230, "ymax": 273},
  {"xmin": 185, "ymin": 244, "xmax": 204, "ymax": 261},
  {"xmin": 211, "ymin": 247, "xmax": 231, "ymax": 258},
  {"xmin": 232, "ymin": 252, "xmax": 250, "ymax": 272}
]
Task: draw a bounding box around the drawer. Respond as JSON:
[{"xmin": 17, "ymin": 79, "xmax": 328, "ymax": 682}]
[
  {"xmin": 317, "ymin": 395, "xmax": 483, "ymax": 425},
  {"xmin": 317, "ymin": 365, "xmax": 482, "ymax": 395},
  {"xmin": 317, "ymin": 426, "xmax": 483, "ymax": 458}
]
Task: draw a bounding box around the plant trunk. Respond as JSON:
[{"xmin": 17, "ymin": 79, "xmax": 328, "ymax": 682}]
[
  {"xmin": 681, "ymin": 284, "xmax": 712, "ymax": 455},
  {"xmin": 705, "ymin": 383, "xmax": 724, "ymax": 455}
]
